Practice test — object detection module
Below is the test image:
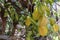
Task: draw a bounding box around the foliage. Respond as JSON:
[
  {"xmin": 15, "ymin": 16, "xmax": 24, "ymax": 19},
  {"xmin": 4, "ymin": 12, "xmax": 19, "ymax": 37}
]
[{"xmin": 0, "ymin": 0, "xmax": 60, "ymax": 40}]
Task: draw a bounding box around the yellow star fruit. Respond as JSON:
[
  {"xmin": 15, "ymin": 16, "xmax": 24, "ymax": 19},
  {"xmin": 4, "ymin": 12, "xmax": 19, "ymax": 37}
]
[
  {"xmin": 32, "ymin": 7, "xmax": 40, "ymax": 20},
  {"xmin": 39, "ymin": 26, "xmax": 48, "ymax": 37},
  {"xmin": 25, "ymin": 16, "xmax": 31, "ymax": 27},
  {"xmin": 38, "ymin": 16, "xmax": 48, "ymax": 26},
  {"xmin": 53, "ymin": 24, "xmax": 59, "ymax": 32}
]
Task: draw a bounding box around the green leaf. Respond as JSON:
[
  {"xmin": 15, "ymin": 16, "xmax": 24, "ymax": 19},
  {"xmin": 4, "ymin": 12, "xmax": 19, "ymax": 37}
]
[
  {"xmin": 26, "ymin": 31, "xmax": 32, "ymax": 40},
  {"xmin": 15, "ymin": 13, "xmax": 19, "ymax": 21},
  {"xmin": 4, "ymin": 9, "xmax": 8, "ymax": 17}
]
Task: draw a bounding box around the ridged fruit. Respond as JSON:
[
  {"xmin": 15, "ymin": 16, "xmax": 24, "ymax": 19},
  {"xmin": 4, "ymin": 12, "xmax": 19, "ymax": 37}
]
[
  {"xmin": 53, "ymin": 24, "xmax": 59, "ymax": 32},
  {"xmin": 32, "ymin": 7, "xmax": 40, "ymax": 20},
  {"xmin": 39, "ymin": 26, "xmax": 48, "ymax": 37},
  {"xmin": 25, "ymin": 16, "xmax": 31, "ymax": 27},
  {"xmin": 50, "ymin": 18, "xmax": 55, "ymax": 25},
  {"xmin": 38, "ymin": 16, "xmax": 48, "ymax": 26}
]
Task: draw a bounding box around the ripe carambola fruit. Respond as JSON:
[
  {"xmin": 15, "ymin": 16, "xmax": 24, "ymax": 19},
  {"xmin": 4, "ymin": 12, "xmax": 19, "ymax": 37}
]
[
  {"xmin": 53, "ymin": 24, "xmax": 59, "ymax": 32},
  {"xmin": 38, "ymin": 16, "xmax": 48, "ymax": 26},
  {"xmin": 25, "ymin": 16, "xmax": 31, "ymax": 27},
  {"xmin": 38, "ymin": 26, "xmax": 48, "ymax": 37},
  {"xmin": 32, "ymin": 7, "xmax": 40, "ymax": 20}
]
